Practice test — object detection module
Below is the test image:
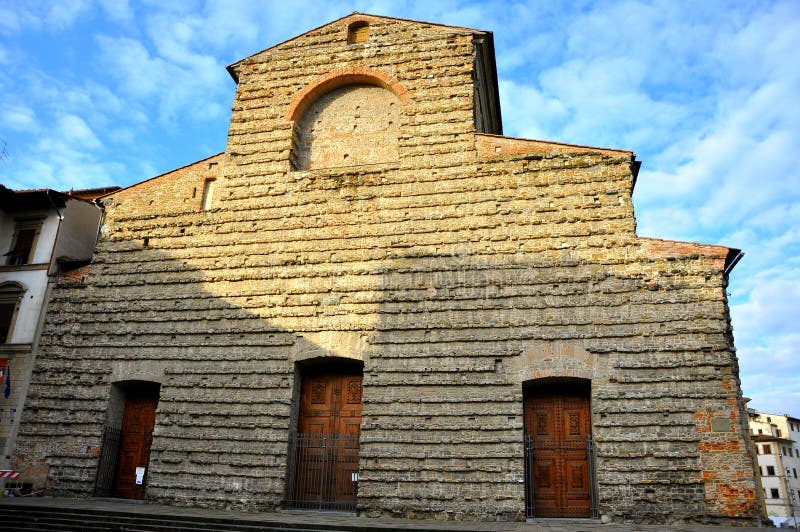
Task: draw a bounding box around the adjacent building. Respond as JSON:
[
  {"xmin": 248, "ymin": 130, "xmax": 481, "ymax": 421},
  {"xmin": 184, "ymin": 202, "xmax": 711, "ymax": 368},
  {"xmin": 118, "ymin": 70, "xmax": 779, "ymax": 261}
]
[
  {"xmin": 11, "ymin": 14, "xmax": 763, "ymax": 525},
  {"xmin": 749, "ymin": 410, "xmax": 800, "ymax": 523},
  {"xmin": 0, "ymin": 186, "xmax": 107, "ymax": 471}
]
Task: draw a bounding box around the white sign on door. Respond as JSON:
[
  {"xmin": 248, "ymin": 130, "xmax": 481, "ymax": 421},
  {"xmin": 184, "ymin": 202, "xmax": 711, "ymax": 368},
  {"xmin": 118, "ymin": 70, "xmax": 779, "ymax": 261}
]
[{"xmin": 135, "ymin": 467, "xmax": 145, "ymax": 485}]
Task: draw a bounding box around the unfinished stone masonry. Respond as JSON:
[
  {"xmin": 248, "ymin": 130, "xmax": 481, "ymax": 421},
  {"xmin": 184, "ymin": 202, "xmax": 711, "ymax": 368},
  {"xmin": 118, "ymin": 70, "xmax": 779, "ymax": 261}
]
[{"xmin": 13, "ymin": 14, "xmax": 763, "ymax": 525}]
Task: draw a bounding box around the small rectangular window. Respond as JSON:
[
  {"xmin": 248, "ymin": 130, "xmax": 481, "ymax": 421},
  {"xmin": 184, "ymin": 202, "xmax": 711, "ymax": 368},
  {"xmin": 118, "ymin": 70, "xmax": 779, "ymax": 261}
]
[
  {"xmin": 0, "ymin": 284, "xmax": 24, "ymax": 344},
  {"xmin": 771, "ymin": 488, "xmax": 780, "ymax": 499},
  {"xmin": 0, "ymin": 301, "xmax": 18, "ymax": 342},
  {"xmin": 758, "ymin": 429, "xmax": 763, "ymax": 434},
  {"xmin": 6, "ymin": 227, "xmax": 37, "ymax": 265},
  {"xmin": 777, "ymin": 429, "xmax": 782, "ymax": 437},
  {"xmin": 767, "ymin": 466, "xmax": 775, "ymax": 476},
  {"xmin": 764, "ymin": 444, "xmax": 772, "ymax": 454},
  {"xmin": 794, "ymin": 469, "xmax": 797, "ymax": 479},
  {"xmin": 201, "ymin": 179, "xmax": 216, "ymax": 211}
]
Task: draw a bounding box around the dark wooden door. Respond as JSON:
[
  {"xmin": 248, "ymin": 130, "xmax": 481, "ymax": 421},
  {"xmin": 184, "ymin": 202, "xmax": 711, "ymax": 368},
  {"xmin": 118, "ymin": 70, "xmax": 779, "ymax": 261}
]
[
  {"xmin": 298, "ymin": 372, "xmax": 362, "ymax": 435},
  {"xmin": 524, "ymin": 383, "xmax": 592, "ymax": 518},
  {"xmin": 113, "ymin": 386, "xmax": 159, "ymax": 499},
  {"xmin": 295, "ymin": 369, "xmax": 362, "ymax": 507}
]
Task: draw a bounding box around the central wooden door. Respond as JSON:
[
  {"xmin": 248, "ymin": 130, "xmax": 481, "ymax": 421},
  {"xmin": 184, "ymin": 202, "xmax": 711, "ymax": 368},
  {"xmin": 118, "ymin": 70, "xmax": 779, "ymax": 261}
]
[
  {"xmin": 293, "ymin": 365, "xmax": 362, "ymax": 510},
  {"xmin": 298, "ymin": 371, "xmax": 363, "ymax": 436},
  {"xmin": 523, "ymin": 382, "xmax": 592, "ymax": 518},
  {"xmin": 113, "ymin": 384, "xmax": 159, "ymax": 499}
]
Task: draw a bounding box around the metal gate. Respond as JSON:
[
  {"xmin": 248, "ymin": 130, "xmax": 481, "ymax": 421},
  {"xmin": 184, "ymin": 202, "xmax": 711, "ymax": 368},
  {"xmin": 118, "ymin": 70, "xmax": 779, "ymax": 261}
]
[
  {"xmin": 285, "ymin": 432, "xmax": 359, "ymax": 512},
  {"xmin": 93, "ymin": 425, "xmax": 121, "ymax": 497},
  {"xmin": 524, "ymin": 434, "xmax": 598, "ymax": 519}
]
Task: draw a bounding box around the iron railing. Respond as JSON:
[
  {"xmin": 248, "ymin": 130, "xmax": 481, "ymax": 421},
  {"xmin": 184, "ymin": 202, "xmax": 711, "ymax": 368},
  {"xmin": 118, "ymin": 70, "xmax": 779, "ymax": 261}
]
[
  {"xmin": 285, "ymin": 432, "xmax": 359, "ymax": 512},
  {"xmin": 93, "ymin": 426, "xmax": 121, "ymax": 497},
  {"xmin": 588, "ymin": 435, "xmax": 598, "ymax": 518},
  {"xmin": 524, "ymin": 434, "xmax": 598, "ymax": 519}
]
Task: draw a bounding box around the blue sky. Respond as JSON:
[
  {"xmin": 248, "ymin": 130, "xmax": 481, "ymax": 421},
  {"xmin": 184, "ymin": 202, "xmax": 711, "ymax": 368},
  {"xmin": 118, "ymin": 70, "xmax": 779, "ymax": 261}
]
[{"xmin": 1, "ymin": 1, "xmax": 798, "ymax": 415}]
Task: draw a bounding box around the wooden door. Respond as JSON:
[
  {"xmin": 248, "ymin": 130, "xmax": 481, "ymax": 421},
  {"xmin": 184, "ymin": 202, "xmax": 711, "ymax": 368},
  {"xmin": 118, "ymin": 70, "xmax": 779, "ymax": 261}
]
[
  {"xmin": 113, "ymin": 385, "xmax": 159, "ymax": 499},
  {"xmin": 524, "ymin": 383, "xmax": 592, "ymax": 518},
  {"xmin": 295, "ymin": 368, "xmax": 362, "ymax": 508},
  {"xmin": 298, "ymin": 373, "xmax": 362, "ymax": 435}
]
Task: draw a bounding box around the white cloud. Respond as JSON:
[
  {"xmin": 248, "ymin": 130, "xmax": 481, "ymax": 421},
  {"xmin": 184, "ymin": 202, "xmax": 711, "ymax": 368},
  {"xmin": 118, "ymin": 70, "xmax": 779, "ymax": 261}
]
[
  {"xmin": 744, "ymin": 370, "xmax": 800, "ymax": 416},
  {"xmin": 56, "ymin": 114, "xmax": 102, "ymax": 150},
  {"xmin": 0, "ymin": 105, "xmax": 39, "ymax": 133},
  {"xmin": 0, "ymin": 1, "xmax": 94, "ymax": 34},
  {"xmin": 0, "ymin": 5, "xmax": 39, "ymax": 35},
  {"xmin": 628, "ymin": 8, "xmax": 799, "ymax": 305},
  {"xmin": 731, "ymin": 254, "xmax": 800, "ymax": 415},
  {"xmin": 97, "ymin": 0, "xmax": 133, "ymax": 23},
  {"xmin": 96, "ymin": 33, "xmax": 228, "ymax": 123},
  {"xmin": 45, "ymin": 0, "xmax": 92, "ymax": 30},
  {"xmin": 96, "ymin": 35, "xmax": 167, "ymax": 97},
  {"xmin": 734, "ymin": 274, "xmax": 800, "ymax": 340},
  {"xmin": 498, "ymin": 79, "xmax": 568, "ymax": 140}
]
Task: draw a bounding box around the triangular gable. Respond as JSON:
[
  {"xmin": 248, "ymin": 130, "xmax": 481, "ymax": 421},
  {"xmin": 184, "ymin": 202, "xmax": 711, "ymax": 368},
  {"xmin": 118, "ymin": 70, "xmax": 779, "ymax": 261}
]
[{"xmin": 227, "ymin": 12, "xmax": 490, "ymax": 82}]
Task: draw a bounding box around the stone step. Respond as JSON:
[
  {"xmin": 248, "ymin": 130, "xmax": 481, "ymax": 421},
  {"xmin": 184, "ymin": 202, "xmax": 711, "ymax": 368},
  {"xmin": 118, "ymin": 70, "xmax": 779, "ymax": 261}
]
[{"xmin": 0, "ymin": 504, "xmax": 328, "ymax": 532}]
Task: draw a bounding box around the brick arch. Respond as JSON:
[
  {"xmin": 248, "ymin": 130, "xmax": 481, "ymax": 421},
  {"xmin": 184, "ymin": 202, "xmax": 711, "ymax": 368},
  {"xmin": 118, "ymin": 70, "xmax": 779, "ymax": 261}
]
[
  {"xmin": 286, "ymin": 67, "xmax": 410, "ymax": 122},
  {"xmin": 522, "ymin": 375, "xmax": 592, "ymax": 387},
  {"xmin": 509, "ymin": 342, "xmax": 606, "ymax": 385},
  {"xmin": 526, "ymin": 369, "xmax": 594, "ymax": 383},
  {"xmin": 290, "ymin": 332, "xmax": 369, "ymax": 364}
]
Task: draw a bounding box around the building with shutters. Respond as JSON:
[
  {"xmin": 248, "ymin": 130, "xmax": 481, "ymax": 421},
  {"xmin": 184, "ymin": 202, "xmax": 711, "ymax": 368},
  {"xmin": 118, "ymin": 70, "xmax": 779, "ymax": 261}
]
[
  {"xmin": 11, "ymin": 14, "xmax": 763, "ymax": 525},
  {"xmin": 0, "ymin": 186, "xmax": 106, "ymax": 475},
  {"xmin": 748, "ymin": 410, "xmax": 800, "ymax": 523}
]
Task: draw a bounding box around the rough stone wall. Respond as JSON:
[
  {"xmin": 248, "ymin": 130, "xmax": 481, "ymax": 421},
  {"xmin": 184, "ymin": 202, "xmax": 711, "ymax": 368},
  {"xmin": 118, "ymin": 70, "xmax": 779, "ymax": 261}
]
[
  {"xmin": 12, "ymin": 13, "xmax": 761, "ymax": 525},
  {"xmin": 292, "ymin": 84, "xmax": 401, "ymax": 169}
]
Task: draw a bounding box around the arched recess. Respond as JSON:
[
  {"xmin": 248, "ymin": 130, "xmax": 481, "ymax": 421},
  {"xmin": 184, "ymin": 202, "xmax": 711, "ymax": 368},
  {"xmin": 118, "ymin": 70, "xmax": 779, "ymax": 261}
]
[
  {"xmin": 522, "ymin": 377, "xmax": 596, "ymax": 519},
  {"xmin": 288, "ymin": 69, "xmax": 409, "ymax": 171}
]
